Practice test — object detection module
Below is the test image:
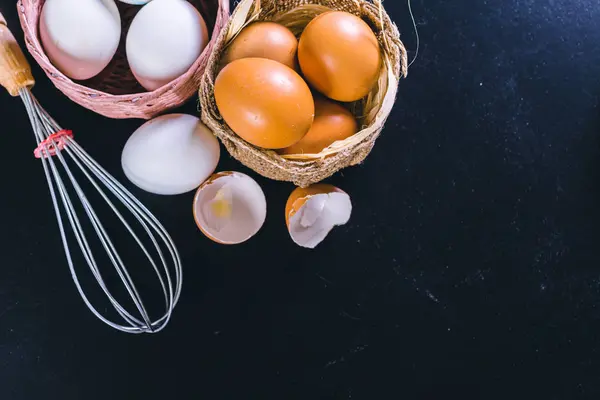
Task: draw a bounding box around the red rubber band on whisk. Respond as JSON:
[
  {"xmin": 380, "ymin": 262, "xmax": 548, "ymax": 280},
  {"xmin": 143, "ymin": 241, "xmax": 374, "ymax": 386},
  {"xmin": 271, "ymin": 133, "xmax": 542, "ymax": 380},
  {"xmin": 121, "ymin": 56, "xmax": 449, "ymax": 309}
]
[{"xmin": 34, "ymin": 130, "xmax": 74, "ymax": 159}]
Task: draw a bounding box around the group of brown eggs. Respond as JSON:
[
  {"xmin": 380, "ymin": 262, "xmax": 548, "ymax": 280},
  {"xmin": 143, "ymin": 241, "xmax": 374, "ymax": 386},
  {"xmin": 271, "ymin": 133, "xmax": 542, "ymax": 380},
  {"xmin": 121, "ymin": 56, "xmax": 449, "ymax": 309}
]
[
  {"xmin": 214, "ymin": 10, "xmax": 382, "ymax": 153},
  {"xmin": 199, "ymin": 10, "xmax": 383, "ymax": 248}
]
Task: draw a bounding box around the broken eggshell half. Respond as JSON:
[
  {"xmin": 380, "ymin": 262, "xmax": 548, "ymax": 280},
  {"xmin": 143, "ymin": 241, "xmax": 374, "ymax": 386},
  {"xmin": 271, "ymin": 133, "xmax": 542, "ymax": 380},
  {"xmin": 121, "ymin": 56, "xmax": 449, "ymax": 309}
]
[
  {"xmin": 193, "ymin": 172, "xmax": 267, "ymax": 245},
  {"xmin": 285, "ymin": 184, "xmax": 352, "ymax": 249}
]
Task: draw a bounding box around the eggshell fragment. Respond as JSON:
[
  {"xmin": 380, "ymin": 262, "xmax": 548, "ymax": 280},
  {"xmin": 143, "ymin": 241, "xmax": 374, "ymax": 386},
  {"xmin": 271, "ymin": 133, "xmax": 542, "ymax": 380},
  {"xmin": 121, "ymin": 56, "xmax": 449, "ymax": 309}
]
[
  {"xmin": 40, "ymin": 0, "xmax": 121, "ymax": 80},
  {"xmin": 122, "ymin": 114, "xmax": 220, "ymax": 195},
  {"xmin": 193, "ymin": 172, "xmax": 267, "ymax": 245},
  {"xmin": 126, "ymin": 0, "xmax": 209, "ymax": 91},
  {"xmin": 285, "ymin": 184, "xmax": 352, "ymax": 249},
  {"xmin": 221, "ymin": 22, "xmax": 299, "ymax": 70}
]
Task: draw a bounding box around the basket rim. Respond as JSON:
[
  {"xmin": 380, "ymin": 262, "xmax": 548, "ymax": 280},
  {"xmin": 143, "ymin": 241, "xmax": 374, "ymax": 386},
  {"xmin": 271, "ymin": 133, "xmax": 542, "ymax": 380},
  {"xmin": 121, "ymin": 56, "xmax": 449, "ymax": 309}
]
[{"xmin": 17, "ymin": 0, "xmax": 230, "ymax": 101}]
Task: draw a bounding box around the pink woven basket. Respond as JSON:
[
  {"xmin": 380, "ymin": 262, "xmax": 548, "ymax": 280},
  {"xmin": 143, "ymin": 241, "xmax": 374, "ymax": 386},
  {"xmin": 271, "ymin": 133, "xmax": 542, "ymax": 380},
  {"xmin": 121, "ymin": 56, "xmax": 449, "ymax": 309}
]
[{"xmin": 17, "ymin": 0, "xmax": 230, "ymax": 119}]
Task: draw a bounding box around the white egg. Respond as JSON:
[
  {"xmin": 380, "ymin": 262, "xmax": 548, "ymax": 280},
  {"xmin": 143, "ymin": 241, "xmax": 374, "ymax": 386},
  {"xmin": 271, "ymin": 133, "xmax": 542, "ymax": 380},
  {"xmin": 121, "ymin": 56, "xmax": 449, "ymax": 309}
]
[
  {"xmin": 122, "ymin": 114, "xmax": 220, "ymax": 195},
  {"xmin": 40, "ymin": 0, "xmax": 121, "ymax": 80},
  {"xmin": 126, "ymin": 0, "xmax": 209, "ymax": 91}
]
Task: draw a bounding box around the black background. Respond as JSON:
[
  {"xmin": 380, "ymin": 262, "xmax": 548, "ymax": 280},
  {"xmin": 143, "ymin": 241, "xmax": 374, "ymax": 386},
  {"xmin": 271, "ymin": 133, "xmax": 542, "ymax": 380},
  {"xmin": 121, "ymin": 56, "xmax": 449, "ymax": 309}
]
[{"xmin": 1, "ymin": 0, "xmax": 600, "ymax": 398}]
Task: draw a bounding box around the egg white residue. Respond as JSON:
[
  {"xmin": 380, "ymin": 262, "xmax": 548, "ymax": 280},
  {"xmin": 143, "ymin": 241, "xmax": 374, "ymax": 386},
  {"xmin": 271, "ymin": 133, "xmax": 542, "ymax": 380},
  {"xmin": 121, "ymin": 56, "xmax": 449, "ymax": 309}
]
[
  {"xmin": 126, "ymin": 0, "xmax": 209, "ymax": 91},
  {"xmin": 40, "ymin": 0, "xmax": 121, "ymax": 80},
  {"xmin": 122, "ymin": 114, "xmax": 220, "ymax": 195}
]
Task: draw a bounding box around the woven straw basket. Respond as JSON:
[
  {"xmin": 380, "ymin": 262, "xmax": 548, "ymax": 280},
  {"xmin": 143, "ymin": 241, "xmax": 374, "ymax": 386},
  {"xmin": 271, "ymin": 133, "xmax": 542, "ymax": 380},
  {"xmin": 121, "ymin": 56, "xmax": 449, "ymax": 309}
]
[
  {"xmin": 200, "ymin": 0, "xmax": 407, "ymax": 187},
  {"xmin": 17, "ymin": 0, "xmax": 229, "ymax": 119}
]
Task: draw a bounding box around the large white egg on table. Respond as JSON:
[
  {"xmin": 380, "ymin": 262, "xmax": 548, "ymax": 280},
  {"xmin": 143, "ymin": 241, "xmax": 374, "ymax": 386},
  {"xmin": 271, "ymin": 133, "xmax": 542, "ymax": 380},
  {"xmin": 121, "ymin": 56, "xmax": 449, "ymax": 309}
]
[
  {"xmin": 40, "ymin": 0, "xmax": 121, "ymax": 80},
  {"xmin": 122, "ymin": 114, "xmax": 221, "ymax": 195},
  {"xmin": 126, "ymin": 0, "xmax": 209, "ymax": 91}
]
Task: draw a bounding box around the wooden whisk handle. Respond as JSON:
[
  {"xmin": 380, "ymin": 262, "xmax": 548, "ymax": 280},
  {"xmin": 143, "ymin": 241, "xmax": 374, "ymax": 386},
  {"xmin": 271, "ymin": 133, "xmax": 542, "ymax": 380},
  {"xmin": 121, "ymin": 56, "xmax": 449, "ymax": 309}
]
[{"xmin": 0, "ymin": 12, "xmax": 34, "ymax": 96}]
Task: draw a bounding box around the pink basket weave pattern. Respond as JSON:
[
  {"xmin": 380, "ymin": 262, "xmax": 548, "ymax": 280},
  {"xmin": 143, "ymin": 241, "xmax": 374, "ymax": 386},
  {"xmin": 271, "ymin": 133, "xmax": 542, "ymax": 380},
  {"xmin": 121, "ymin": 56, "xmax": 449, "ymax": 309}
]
[{"xmin": 17, "ymin": 0, "xmax": 230, "ymax": 119}]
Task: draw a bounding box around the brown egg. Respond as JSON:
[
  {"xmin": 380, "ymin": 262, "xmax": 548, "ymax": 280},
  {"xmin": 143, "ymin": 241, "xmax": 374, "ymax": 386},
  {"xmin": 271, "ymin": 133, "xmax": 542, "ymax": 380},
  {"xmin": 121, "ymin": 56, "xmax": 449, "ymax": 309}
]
[
  {"xmin": 279, "ymin": 97, "xmax": 357, "ymax": 155},
  {"xmin": 221, "ymin": 22, "xmax": 298, "ymax": 69},
  {"xmin": 214, "ymin": 58, "xmax": 315, "ymax": 149},
  {"xmin": 298, "ymin": 11, "xmax": 382, "ymax": 102}
]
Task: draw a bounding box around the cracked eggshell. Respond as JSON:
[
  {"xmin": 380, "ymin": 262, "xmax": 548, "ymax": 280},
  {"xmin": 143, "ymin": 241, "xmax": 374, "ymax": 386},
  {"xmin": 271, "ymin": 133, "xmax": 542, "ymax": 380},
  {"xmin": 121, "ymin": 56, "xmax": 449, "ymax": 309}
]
[
  {"xmin": 285, "ymin": 184, "xmax": 352, "ymax": 249},
  {"xmin": 193, "ymin": 172, "xmax": 267, "ymax": 245},
  {"xmin": 122, "ymin": 114, "xmax": 220, "ymax": 195}
]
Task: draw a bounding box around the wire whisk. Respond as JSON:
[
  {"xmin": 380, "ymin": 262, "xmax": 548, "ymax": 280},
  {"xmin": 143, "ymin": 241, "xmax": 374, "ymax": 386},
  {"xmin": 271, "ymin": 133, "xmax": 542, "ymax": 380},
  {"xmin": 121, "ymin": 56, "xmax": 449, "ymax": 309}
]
[{"xmin": 1, "ymin": 13, "xmax": 182, "ymax": 333}]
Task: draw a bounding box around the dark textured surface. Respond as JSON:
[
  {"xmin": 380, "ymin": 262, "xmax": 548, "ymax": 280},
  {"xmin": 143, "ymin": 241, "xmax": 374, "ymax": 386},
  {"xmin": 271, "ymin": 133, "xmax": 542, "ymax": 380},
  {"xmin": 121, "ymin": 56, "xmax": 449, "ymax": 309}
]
[{"xmin": 1, "ymin": 0, "xmax": 600, "ymax": 398}]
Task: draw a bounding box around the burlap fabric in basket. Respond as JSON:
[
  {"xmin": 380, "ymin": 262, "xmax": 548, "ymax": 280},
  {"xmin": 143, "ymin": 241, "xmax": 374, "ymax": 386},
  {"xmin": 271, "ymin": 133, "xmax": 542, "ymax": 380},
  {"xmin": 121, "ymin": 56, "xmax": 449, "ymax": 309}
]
[
  {"xmin": 17, "ymin": 0, "xmax": 229, "ymax": 119},
  {"xmin": 200, "ymin": 0, "xmax": 407, "ymax": 187}
]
